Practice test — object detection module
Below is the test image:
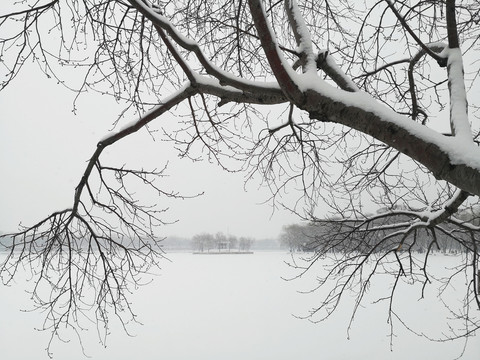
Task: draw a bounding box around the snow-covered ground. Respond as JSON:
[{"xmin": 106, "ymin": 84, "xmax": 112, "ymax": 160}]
[{"xmin": 1, "ymin": 252, "xmax": 479, "ymax": 359}]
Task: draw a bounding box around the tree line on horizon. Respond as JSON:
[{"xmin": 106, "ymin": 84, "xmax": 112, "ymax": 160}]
[
  {"xmin": 191, "ymin": 232, "xmax": 254, "ymax": 253},
  {"xmin": 279, "ymin": 206, "xmax": 480, "ymax": 254}
]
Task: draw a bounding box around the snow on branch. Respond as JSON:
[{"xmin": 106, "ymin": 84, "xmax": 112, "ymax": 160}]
[
  {"xmin": 284, "ymin": 0, "xmax": 316, "ymax": 74},
  {"xmin": 445, "ymin": 47, "xmax": 472, "ymax": 141},
  {"xmin": 128, "ymin": 0, "xmax": 284, "ymax": 96},
  {"xmin": 247, "ymin": 0, "xmax": 305, "ymax": 104},
  {"xmin": 317, "ymin": 50, "xmax": 359, "ymax": 93},
  {"xmin": 284, "ymin": 1, "xmax": 358, "ymax": 92}
]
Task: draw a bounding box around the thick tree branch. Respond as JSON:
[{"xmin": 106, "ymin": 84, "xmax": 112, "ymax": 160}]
[
  {"xmin": 284, "ymin": 0, "xmax": 316, "ymax": 74},
  {"xmin": 1, "ymin": 0, "xmax": 480, "ymax": 352},
  {"xmin": 128, "ymin": 0, "xmax": 284, "ymax": 97},
  {"xmin": 316, "ymin": 50, "xmax": 359, "ymax": 92},
  {"xmin": 304, "ymin": 90, "xmax": 480, "ymax": 196},
  {"xmin": 248, "ymin": 0, "xmax": 305, "ymax": 103},
  {"xmin": 446, "ymin": 0, "xmax": 460, "ymax": 49},
  {"xmin": 443, "ymin": 2, "xmax": 472, "ymax": 141}
]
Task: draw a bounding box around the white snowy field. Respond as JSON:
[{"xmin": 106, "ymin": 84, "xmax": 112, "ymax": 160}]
[{"xmin": 1, "ymin": 252, "xmax": 479, "ymax": 360}]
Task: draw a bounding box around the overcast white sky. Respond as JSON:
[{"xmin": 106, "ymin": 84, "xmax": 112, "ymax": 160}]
[
  {"xmin": 2, "ymin": 3, "xmax": 477, "ymax": 242},
  {"xmin": 0, "ymin": 64, "xmax": 303, "ymax": 240}
]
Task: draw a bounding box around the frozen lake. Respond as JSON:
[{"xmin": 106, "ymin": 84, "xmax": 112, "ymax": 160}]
[{"xmin": 1, "ymin": 252, "xmax": 479, "ymax": 359}]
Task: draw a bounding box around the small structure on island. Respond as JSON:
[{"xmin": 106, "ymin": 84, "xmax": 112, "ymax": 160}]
[{"xmin": 217, "ymin": 240, "xmax": 230, "ymax": 252}]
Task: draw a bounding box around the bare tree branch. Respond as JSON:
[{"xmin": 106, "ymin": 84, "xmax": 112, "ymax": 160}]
[{"xmin": 1, "ymin": 0, "xmax": 479, "ymax": 353}]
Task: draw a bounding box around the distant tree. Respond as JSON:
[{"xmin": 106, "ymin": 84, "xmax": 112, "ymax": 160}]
[
  {"xmin": 192, "ymin": 233, "xmax": 215, "ymax": 252},
  {"xmin": 1, "ymin": 0, "xmax": 480, "ymax": 353},
  {"xmin": 227, "ymin": 235, "xmax": 239, "ymax": 250},
  {"xmin": 281, "ymin": 216, "xmax": 471, "ymax": 254},
  {"xmin": 238, "ymin": 237, "xmax": 254, "ymax": 252},
  {"xmin": 280, "ymin": 224, "xmax": 308, "ymax": 251}
]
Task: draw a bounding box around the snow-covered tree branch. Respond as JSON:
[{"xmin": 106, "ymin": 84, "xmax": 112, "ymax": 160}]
[{"xmin": 1, "ymin": 0, "xmax": 479, "ymax": 354}]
